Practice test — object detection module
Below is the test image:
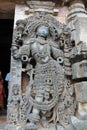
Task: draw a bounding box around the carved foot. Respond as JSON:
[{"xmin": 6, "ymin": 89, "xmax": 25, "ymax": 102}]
[
  {"xmin": 25, "ymin": 122, "xmax": 37, "ymax": 130},
  {"xmin": 41, "ymin": 117, "xmax": 49, "ymax": 128},
  {"xmin": 56, "ymin": 123, "xmax": 67, "ymax": 130}
]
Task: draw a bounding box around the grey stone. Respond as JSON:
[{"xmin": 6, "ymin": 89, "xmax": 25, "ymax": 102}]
[
  {"xmin": 77, "ymin": 110, "xmax": 87, "ymax": 120},
  {"xmin": 56, "ymin": 123, "xmax": 67, "ymax": 130},
  {"xmin": 69, "ymin": 116, "xmax": 87, "ymax": 130},
  {"xmin": 72, "ymin": 60, "xmax": 87, "ymax": 79},
  {"xmin": 75, "ymin": 82, "xmax": 87, "ymax": 102}
]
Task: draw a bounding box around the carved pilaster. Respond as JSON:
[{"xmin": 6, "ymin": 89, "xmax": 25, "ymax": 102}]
[
  {"xmin": 67, "ymin": 1, "xmax": 87, "ymax": 22},
  {"xmin": 66, "ymin": 1, "xmax": 87, "ymax": 129}
]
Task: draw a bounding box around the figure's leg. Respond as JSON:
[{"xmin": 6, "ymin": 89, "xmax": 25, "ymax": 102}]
[{"xmin": 26, "ymin": 95, "xmax": 43, "ymax": 130}]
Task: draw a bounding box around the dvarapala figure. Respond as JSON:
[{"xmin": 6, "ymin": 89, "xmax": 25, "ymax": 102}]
[{"xmin": 12, "ymin": 23, "xmax": 64, "ymax": 130}]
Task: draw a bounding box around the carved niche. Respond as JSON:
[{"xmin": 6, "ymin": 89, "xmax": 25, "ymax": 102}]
[{"xmin": 5, "ymin": 11, "xmax": 76, "ymax": 130}]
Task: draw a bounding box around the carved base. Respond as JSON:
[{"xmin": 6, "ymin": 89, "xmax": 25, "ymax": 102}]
[
  {"xmin": 25, "ymin": 122, "xmax": 37, "ymax": 130},
  {"xmin": 38, "ymin": 124, "xmax": 55, "ymax": 130},
  {"xmin": 5, "ymin": 123, "xmax": 56, "ymax": 130}
]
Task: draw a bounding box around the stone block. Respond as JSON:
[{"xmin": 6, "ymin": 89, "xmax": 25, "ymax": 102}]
[
  {"xmin": 72, "ymin": 60, "xmax": 87, "ymax": 79},
  {"xmin": 77, "ymin": 110, "xmax": 87, "ymax": 120},
  {"xmin": 69, "ymin": 116, "xmax": 87, "ymax": 130},
  {"xmin": 74, "ymin": 82, "xmax": 87, "ymax": 102}
]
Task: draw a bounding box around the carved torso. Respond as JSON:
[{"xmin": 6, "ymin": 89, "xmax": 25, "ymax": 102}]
[{"xmin": 31, "ymin": 39, "xmax": 51, "ymax": 64}]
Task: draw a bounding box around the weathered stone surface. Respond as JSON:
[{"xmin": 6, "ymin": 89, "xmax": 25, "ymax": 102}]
[
  {"xmin": 1, "ymin": 0, "xmax": 87, "ymax": 19},
  {"xmin": 77, "ymin": 110, "xmax": 87, "ymax": 120},
  {"xmin": 5, "ymin": 0, "xmax": 87, "ymax": 130},
  {"xmin": 25, "ymin": 1, "xmax": 59, "ymax": 15},
  {"xmin": 14, "ymin": 4, "xmax": 68, "ymax": 29},
  {"xmin": 72, "ymin": 60, "xmax": 87, "ymax": 79},
  {"xmin": 74, "ymin": 17, "xmax": 87, "ymax": 44},
  {"xmin": 56, "ymin": 123, "xmax": 67, "ymax": 130},
  {"xmin": 69, "ymin": 116, "xmax": 87, "ymax": 130},
  {"xmin": 75, "ymin": 82, "xmax": 87, "ymax": 102},
  {"xmin": 67, "ymin": 2, "xmax": 87, "ymax": 22},
  {"xmin": 6, "ymin": 2, "xmax": 76, "ymax": 129}
]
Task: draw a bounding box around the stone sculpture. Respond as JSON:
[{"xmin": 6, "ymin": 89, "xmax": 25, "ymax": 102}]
[
  {"xmin": 5, "ymin": 11, "xmax": 76, "ymax": 130},
  {"xmin": 5, "ymin": 1, "xmax": 87, "ymax": 130}
]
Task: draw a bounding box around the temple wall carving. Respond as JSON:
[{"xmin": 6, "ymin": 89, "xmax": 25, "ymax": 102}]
[{"xmin": 5, "ymin": 1, "xmax": 87, "ymax": 130}]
